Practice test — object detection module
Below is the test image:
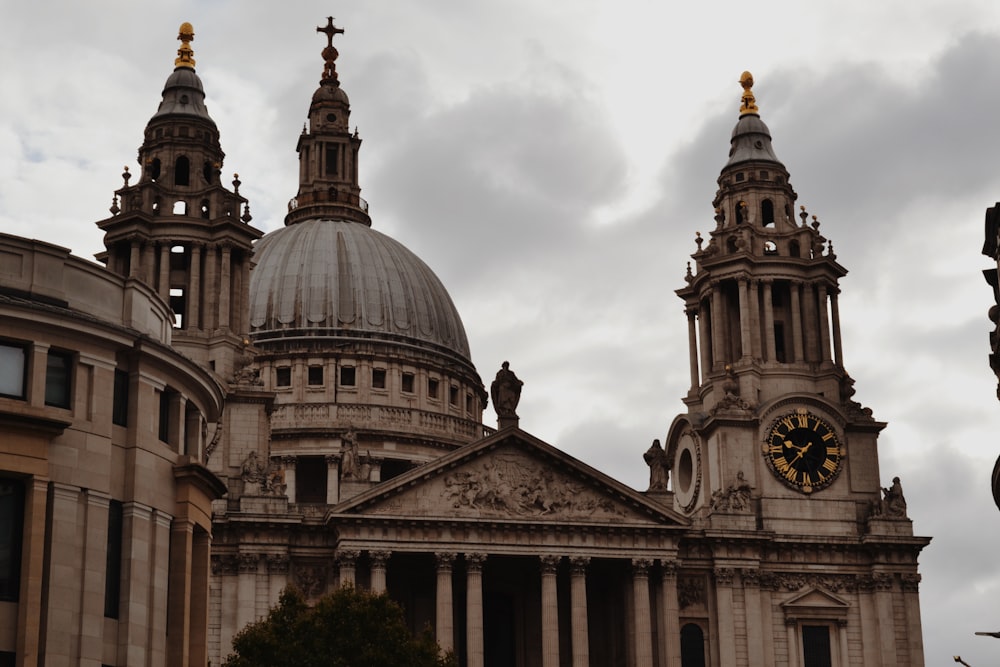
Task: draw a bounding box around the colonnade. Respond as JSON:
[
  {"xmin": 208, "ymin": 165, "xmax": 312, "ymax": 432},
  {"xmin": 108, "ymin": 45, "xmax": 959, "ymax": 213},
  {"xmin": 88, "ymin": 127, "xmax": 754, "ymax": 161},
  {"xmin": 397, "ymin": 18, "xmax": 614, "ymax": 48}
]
[{"xmin": 686, "ymin": 277, "xmax": 843, "ymax": 390}]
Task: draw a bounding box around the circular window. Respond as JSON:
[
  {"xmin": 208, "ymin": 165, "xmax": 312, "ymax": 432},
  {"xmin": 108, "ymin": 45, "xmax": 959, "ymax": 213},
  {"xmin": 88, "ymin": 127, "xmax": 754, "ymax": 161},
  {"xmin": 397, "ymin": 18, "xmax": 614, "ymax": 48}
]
[
  {"xmin": 327, "ymin": 113, "xmax": 337, "ymax": 122},
  {"xmin": 180, "ymin": 94, "xmax": 189, "ymax": 105},
  {"xmin": 677, "ymin": 448, "xmax": 693, "ymax": 493}
]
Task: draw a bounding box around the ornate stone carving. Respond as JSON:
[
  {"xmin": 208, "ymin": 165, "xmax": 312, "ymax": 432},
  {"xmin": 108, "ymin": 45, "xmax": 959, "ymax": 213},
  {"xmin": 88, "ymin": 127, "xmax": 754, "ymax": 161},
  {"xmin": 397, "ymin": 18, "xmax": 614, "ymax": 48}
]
[
  {"xmin": 678, "ymin": 576, "xmax": 705, "ymax": 608},
  {"xmin": 211, "ymin": 554, "xmax": 239, "ymax": 575},
  {"xmin": 712, "ymin": 365, "xmax": 753, "ymax": 414},
  {"xmin": 540, "ymin": 555, "xmax": 561, "ymax": 574},
  {"xmin": 369, "ymin": 550, "xmax": 392, "ymax": 569},
  {"xmin": 466, "ymin": 553, "xmax": 488, "ymax": 572},
  {"xmin": 439, "ymin": 454, "xmax": 628, "ymax": 519},
  {"xmin": 435, "ymin": 552, "xmax": 456, "ymax": 572},
  {"xmin": 336, "ymin": 549, "xmax": 361, "ymax": 568},
  {"xmin": 710, "ymin": 471, "xmax": 753, "ymax": 513},
  {"xmin": 900, "ymin": 573, "xmax": 921, "ymax": 592},
  {"xmin": 661, "ymin": 560, "xmax": 678, "ymax": 578},
  {"xmin": 240, "ymin": 451, "xmax": 285, "ymax": 496},
  {"xmin": 872, "ymin": 572, "xmax": 894, "ymax": 591},
  {"xmin": 231, "ymin": 342, "xmax": 261, "ymax": 386},
  {"xmin": 238, "ymin": 553, "xmax": 260, "ymax": 573},
  {"xmin": 740, "ymin": 568, "xmax": 761, "ymax": 588},
  {"xmin": 643, "ymin": 439, "xmax": 669, "ymax": 492},
  {"xmin": 265, "ymin": 553, "xmax": 290, "ymax": 574},
  {"xmin": 205, "ymin": 419, "xmax": 224, "ymax": 462},
  {"xmin": 340, "ymin": 430, "xmax": 361, "ymax": 480},
  {"xmin": 569, "ymin": 556, "xmax": 590, "ymax": 575},
  {"xmin": 714, "ymin": 567, "xmax": 735, "ymax": 586},
  {"xmin": 295, "ymin": 564, "xmax": 327, "ymax": 598}
]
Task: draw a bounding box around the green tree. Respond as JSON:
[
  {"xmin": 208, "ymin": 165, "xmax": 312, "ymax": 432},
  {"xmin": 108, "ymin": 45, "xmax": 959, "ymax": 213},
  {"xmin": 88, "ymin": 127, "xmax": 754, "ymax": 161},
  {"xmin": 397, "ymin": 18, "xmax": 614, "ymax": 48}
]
[{"xmin": 222, "ymin": 585, "xmax": 456, "ymax": 667}]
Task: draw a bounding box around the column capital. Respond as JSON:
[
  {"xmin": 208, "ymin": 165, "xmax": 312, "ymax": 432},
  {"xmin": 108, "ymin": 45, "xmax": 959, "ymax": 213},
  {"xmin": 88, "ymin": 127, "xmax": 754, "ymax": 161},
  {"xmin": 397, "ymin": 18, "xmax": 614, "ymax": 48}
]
[
  {"xmin": 714, "ymin": 567, "xmax": 735, "ymax": 586},
  {"xmin": 631, "ymin": 557, "xmax": 653, "ymax": 576},
  {"xmin": 369, "ymin": 550, "xmax": 392, "ymax": 568},
  {"xmin": 238, "ymin": 553, "xmax": 260, "ymax": 573},
  {"xmin": 660, "ymin": 559, "xmax": 679, "ymax": 578},
  {"xmin": 336, "ymin": 549, "xmax": 361, "ymax": 567},
  {"xmin": 466, "ymin": 552, "xmax": 488, "ymax": 572},
  {"xmin": 265, "ymin": 553, "xmax": 290, "ymax": 573},
  {"xmin": 435, "ymin": 552, "xmax": 457, "ymax": 571},
  {"xmin": 325, "ymin": 454, "xmax": 342, "ymax": 466},
  {"xmin": 540, "ymin": 554, "xmax": 562, "ymax": 574},
  {"xmin": 569, "ymin": 556, "xmax": 590, "ymax": 575}
]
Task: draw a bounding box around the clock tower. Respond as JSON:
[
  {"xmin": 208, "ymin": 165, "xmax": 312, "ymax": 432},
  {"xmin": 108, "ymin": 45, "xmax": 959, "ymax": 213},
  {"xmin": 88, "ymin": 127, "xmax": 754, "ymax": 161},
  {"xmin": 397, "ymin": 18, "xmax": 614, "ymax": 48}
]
[
  {"xmin": 662, "ymin": 73, "xmax": 928, "ymax": 666},
  {"xmin": 667, "ymin": 72, "xmax": 888, "ymax": 529}
]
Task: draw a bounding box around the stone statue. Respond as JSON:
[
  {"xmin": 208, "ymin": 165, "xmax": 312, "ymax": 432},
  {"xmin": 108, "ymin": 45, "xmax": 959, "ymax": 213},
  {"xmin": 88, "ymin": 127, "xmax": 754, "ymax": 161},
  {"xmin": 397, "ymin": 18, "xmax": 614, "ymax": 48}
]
[
  {"xmin": 710, "ymin": 471, "xmax": 753, "ymax": 513},
  {"xmin": 879, "ymin": 476, "xmax": 907, "ymax": 518},
  {"xmin": 643, "ymin": 439, "xmax": 669, "ymax": 492},
  {"xmin": 241, "ymin": 451, "xmax": 266, "ymax": 495},
  {"xmin": 490, "ymin": 361, "xmax": 523, "ymax": 420},
  {"xmin": 341, "ymin": 430, "xmax": 360, "ymax": 480}
]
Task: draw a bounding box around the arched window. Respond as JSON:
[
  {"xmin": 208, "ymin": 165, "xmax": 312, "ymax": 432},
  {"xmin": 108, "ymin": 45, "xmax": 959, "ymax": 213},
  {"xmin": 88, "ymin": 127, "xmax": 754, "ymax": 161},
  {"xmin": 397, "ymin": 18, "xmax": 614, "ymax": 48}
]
[
  {"xmin": 172, "ymin": 200, "xmax": 187, "ymax": 215},
  {"xmin": 203, "ymin": 161, "xmax": 214, "ymax": 183},
  {"xmin": 761, "ymin": 199, "xmax": 775, "ymax": 226},
  {"xmin": 681, "ymin": 623, "xmax": 706, "ymax": 667},
  {"xmin": 174, "ymin": 156, "xmax": 190, "ymax": 186},
  {"xmin": 150, "ymin": 158, "xmax": 161, "ymax": 181},
  {"xmin": 789, "ymin": 240, "xmax": 801, "ymax": 258}
]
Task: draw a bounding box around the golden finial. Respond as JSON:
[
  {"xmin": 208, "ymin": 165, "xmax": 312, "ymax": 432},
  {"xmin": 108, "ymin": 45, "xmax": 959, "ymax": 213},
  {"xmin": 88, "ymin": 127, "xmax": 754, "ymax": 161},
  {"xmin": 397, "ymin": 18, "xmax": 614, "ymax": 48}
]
[
  {"xmin": 175, "ymin": 22, "xmax": 196, "ymax": 69},
  {"xmin": 317, "ymin": 17, "xmax": 345, "ymax": 82},
  {"xmin": 739, "ymin": 71, "xmax": 758, "ymax": 115}
]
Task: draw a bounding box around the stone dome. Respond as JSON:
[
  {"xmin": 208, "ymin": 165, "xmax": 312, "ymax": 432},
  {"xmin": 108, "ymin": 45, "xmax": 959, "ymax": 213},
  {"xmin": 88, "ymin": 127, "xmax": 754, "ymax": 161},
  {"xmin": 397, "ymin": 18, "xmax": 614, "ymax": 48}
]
[{"xmin": 248, "ymin": 219, "xmax": 472, "ymax": 361}]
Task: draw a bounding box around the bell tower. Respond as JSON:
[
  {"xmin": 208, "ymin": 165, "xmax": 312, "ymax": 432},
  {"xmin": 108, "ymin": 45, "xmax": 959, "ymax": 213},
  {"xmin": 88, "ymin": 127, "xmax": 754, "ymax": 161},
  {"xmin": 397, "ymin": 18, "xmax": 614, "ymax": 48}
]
[
  {"xmin": 666, "ymin": 73, "xmax": 890, "ymax": 529},
  {"xmin": 285, "ymin": 17, "xmax": 370, "ymax": 227},
  {"xmin": 96, "ymin": 23, "xmax": 263, "ymax": 378}
]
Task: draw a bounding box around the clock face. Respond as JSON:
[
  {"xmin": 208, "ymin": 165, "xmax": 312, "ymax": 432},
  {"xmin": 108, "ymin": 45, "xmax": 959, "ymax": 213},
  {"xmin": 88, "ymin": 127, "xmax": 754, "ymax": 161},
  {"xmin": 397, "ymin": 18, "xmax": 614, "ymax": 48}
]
[{"xmin": 762, "ymin": 411, "xmax": 842, "ymax": 493}]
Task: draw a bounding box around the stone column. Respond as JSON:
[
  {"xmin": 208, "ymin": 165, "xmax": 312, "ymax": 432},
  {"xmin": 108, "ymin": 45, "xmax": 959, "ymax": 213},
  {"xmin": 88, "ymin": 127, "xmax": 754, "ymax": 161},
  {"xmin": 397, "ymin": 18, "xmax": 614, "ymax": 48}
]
[
  {"xmin": 204, "ymin": 244, "xmax": 218, "ymax": 331},
  {"xmin": 741, "ymin": 569, "xmax": 765, "ymax": 666},
  {"xmin": 266, "ymin": 553, "xmax": 290, "ymax": 603},
  {"xmin": 540, "ymin": 555, "xmax": 561, "ymax": 667},
  {"xmin": 189, "ymin": 243, "xmax": 202, "ymax": 330},
  {"xmin": 240, "ymin": 250, "xmax": 251, "ymax": 334},
  {"xmin": 435, "ymin": 552, "xmax": 456, "ymax": 652},
  {"xmin": 370, "ymin": 551, "xmax": 391, "ymax": 594},
  {"xmin": 748, "ymin": 278, "xmax": 762, "ymax": 358},
  {"xmin": 632, "ymin": 558, "xmax": 654, "ymax": 667},
  {"xmin": 801, "ymin": 282, "xmax": 819, "ymax": 362},
  {"xmin": 16, "ymin": 477, "xmax": 48, "ymax": 665},
  {"xmin": 785, "ymin": 618, "xmax": 800, "ymax": 666},
  {"xmin": 659, "ymin": 561, "xmax": 682, "ymax": 667},
  {"xmin": 167, "ymin": 519, "xmax": 195, "ymax": 667},
  {"xmin": 873, "ymin": 572, "xmax": 898, "ymax": 664},
  {"xmin": 686, "ymin": 309, "xmax": 700, "ymax": 392},
  {"xmin": 790, "ymin": 281, "xmax": 804, "ymax": 362},
  {"xmin": 219, "ymin": 244, "xmax": 232, "ymax": 331},
  {"xmin": 282, "ymin": 456, "xmax": 297, "ymax": 503},
  {"xmin": 737, "ymin": 277, "xmax": 751, "ymax": 360},
  {"xmin": 698, "ymin": 302, "xmax": 712, "ymax": 381},
  {"xmin": 326, "ymin": 455, "xmax": 341, "ymax": 504},
  {"xmin": 830, "ymin": 290, "xmax": 844, "ymax": 367},
  {"xmin": 569, "ymin": 557, "xmax": 590, "ymax": 667},
  {"xmin": 336, "ymin": 549, "xmax": 360, "ymax": 588},
  {"xmin": 236, "ymin": 554, "xmax": 259, "ymax": 633},
  {"xmin": 158, "ymin": 243, "xmax": 171, "ymax": 299},
  {"xmin": 188, "ymin": 528, "xmax": 211, "ymax": 667},
  {"xmin": 902, "ymin": 574, "xmax": 925, "ymax": 665},
  {"xmin": 762, "ymin": 280, "xmax": 776, "ymax": 362},
  {"xmin": 710, "ymin": 287, "xmax": 725, "ymax": 368},
  {"xmin": 141, "ymin": 242, "xmax": 156, "ymax": 285},
  {"xmin": 466, "ymin": 553, "xmax": 488, "ymax": 667},
  {"xmin": 714, "ymin": 568, "xmax": 736, "ymax": 667},
  {"xmin": 129, "ymin": 239, "xmax": 141, "ymax": 279},
  {"xmin": 817, "ymin": 284, "xmax": 832, "ymax": 363}
]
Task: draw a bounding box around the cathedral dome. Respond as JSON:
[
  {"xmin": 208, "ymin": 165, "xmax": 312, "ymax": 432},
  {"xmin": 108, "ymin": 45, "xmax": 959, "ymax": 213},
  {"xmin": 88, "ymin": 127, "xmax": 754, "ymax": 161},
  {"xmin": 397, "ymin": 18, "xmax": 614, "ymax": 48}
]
[{"xmin": 248, "ymin": 219, "xmax": 472, "ymax": 362}]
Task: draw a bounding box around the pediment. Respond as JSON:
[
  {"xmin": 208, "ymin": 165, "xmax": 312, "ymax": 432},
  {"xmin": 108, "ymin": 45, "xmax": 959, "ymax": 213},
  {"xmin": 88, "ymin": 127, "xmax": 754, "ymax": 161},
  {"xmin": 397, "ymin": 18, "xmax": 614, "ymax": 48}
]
[
  {"xmin": 333, "ymin": 428, "xmax": 689, "ymax": 528},
  {"xmin": 781, "ymin": 586, "xmax": 850, "ymax": 619}
]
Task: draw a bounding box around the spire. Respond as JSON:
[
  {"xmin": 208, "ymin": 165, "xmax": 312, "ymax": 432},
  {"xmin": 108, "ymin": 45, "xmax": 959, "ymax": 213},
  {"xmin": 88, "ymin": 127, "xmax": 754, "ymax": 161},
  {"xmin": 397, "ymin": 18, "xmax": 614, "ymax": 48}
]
[
  {"xmin": 285, "ymin": 18, "xmax": 370, "ymax": 226},
  {"xmin": 175, "ymin": 22, "xmax": 196, "ymax": 69}
]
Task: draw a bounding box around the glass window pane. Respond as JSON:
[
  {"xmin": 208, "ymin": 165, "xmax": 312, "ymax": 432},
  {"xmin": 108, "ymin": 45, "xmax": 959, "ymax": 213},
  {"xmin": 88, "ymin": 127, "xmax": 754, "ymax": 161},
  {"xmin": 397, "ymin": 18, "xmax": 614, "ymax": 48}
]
[{"xmin": 0, "ymin": 344, "xmax": 25, "ymax": 399}]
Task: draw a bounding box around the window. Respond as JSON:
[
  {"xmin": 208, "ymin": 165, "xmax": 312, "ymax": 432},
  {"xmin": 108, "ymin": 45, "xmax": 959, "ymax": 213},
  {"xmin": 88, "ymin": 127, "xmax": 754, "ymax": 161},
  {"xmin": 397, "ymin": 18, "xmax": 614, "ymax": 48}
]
[
  {"xmin": 372, "ymin": 368, "xmax": 386, "ymax": 389},
  {"xmin": 104, "ymin": 500, "xmax": 123, "ymax": 618},
  {"xmin": 401, "ymin": 373, "xmax": 414, "ymax": 393},
  {"xmin": 296, "ymin": 457, "xmax": 327, "ymax": 503},
  {"xmin": 802, "ymin": 625, "xmax": 833, "ymax": 667},
  {"xmin": 158, "ymin": 390, "xmax": 170, "ymax": 443},
  {"xmin": 174, "ymin": 155, "xmax": 190, "ymax": 186},
  {"xmin": 44, "ymin": 350, "xmax": 73, "ymax": 409},
  {"xmin": 340, "ymin": 366, "xmax": 356, "ymax": 387},
  {"xmin": 308, "ymin": 366, "xmax": 324, "ymax": 386},
  {"xmin": 449, "ymin": 385, "xmax": 459, "ymax": 406},
  {"xmin": 465, "ymin": 393, "xmax": 473, "ymax": 413},
  {"xmin": 112, "ymin": 369, "xmax": 129, "ymax": 426},
  {"xmin": 680, "ymin": 623, "xmax": 706, "ymax": 667},
  {"xmin": 325, "ymin": 144, "xmax": 339, "ymax": 176},
  {"xmin": 428, "ymin": 378, "xmax": 439, "ymax": 399},
  {"xmin": 275, "ymin": 367, "xmax": 291, "ymax": 387},
  {"xmin": 761, "ymin": 199, "xmax": 775, "ymax": 226},
  {"xmin": 0, "ymin": 342, "xmax": 27, "ymax": 399},
  {"xmin": 0, "ymin": 479, "xmax": 25, "ymax": 601}
]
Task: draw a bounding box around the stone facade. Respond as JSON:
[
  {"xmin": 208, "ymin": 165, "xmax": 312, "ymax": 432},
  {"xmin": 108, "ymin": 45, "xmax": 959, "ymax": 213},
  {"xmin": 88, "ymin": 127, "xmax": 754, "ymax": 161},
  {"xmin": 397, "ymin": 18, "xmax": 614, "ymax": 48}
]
[{"xmin": 0, "ymin": 24, "xmax": 929, "ymax": 667}]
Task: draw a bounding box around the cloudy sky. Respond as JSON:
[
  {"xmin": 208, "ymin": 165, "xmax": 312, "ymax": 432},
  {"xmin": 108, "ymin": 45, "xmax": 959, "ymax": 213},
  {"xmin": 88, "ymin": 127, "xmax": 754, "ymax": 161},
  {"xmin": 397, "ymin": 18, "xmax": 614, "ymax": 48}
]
[{"xmin": 5, "ymin": 0, "xmax": 1000, "ymax": 662}]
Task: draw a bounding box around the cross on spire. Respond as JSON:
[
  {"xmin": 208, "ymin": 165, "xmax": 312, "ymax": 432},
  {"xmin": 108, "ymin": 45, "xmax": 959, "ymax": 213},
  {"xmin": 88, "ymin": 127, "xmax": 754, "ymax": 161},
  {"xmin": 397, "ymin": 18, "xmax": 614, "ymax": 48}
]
[{"xmin": 317, "ymin": 17, "xmax": 344, "ymax": 82}]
